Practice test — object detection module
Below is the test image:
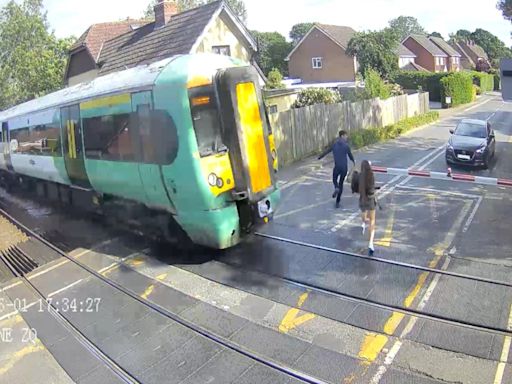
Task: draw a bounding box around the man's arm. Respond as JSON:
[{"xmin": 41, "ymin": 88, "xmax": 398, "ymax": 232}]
[
  {"xmin": 318, "ymin": 144, "xmax": 332, "ymax": 160},
  {"xmin": 347, "ymin": 145, "xmax": 355, "ymax": 166}
]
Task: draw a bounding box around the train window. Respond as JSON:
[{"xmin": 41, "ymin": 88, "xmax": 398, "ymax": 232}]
[
  {"xmin": 83, "ymin": 113, "xmax": 136, "ymax": 162},
  {"xmin": 10, "ymin": 124, "xmax": 61, "ymax": 156},
  {"xmin": 190, "ymin": 93, "xmax": 225, "ymax": 157},
  {"xmin": 10, "ymin": 128, "xmax": 31, "ymax": 154}
]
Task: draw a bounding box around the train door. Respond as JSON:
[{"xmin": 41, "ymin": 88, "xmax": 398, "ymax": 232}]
[
  {"xmin": 131, "ymin": 91, "xmax": 175, "ymax": 211},
  {"xmin": 1, "ymin": 122, "xmax": 13, "ymax": 171},
  {"xmin": 60, "ymin": 105, "xmax": 91, "ymax": 188}
]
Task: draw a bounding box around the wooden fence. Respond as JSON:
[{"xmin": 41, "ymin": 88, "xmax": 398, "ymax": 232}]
[{"xmin": 269, "ymin": 92, "xmax": 430, "ymax": 166}]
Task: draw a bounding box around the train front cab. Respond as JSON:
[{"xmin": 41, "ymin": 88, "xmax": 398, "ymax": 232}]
[{"xmin": 187, "ymin": 64, "xmax": 280, "ymax": 247}]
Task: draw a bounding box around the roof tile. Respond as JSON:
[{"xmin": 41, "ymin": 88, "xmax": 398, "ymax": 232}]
[
  {"xmin": 428, "ymin": 36, "xmax": 461, "ymax": 57},
  {"xmin": 406, "ymin": 34, "xmax": 447, "ymax": 57},
  {"xmin": 316, "ymin": 24, "xmax": 356, "ymax": 48}
]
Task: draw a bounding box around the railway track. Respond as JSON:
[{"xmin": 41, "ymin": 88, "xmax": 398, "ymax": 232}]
[{"xmin": 0, "ymin": 207, "xmax": 328, "ymax": 384}]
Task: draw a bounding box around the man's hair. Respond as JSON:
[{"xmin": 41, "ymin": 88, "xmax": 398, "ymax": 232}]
[{"xmin": 339, "ymin": 130, "xmax": 347, "ymax": 137}]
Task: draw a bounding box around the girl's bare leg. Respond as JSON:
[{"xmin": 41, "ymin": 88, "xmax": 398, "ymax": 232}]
[{"xmin": 368, "ymin": 209, "xmax": 376, "ymax": 252}]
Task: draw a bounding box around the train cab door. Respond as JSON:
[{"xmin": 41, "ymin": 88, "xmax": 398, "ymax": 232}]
[
  {"xmin": 215, "ymin": 66, "xmax": 276, "ymax": 203},
  {"xmin": 132, "ymin": 91, "xmax": 175, "ymax": 211},
  {"xmin": 60, "ymin": 105, "xmax": 91, "ymax": 189}
]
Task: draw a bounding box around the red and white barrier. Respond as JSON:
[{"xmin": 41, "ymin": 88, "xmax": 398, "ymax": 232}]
[{"xmin": 372, "ymin": 165, "xmax": 512, "ymax": 188}]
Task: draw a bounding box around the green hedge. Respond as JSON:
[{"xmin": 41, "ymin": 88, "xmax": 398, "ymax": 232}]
[
  {"xmin": 349, "ymin": 111, "xmax": 440, "ymax": 149},
  {"xmin": 470, "ymin": 71, "xmax": 494, "ymax": 93},
  {"xmin": 440, "ymin": 72, "xmax": 474, "ymax": 107},
  {"xmin": 493, "ymin": 73, "xmax": 501, "ymax": 91},
  {"xmin": 392, "ymin": 71, "xmax": 450, "ymax": 101}
]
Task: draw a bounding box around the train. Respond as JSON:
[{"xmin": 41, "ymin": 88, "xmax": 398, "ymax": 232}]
[{"xmin": 0, "ymin": 54, "xmax": 281, "ymax": 249}]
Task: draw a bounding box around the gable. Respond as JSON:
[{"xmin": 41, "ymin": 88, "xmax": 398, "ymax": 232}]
[
  {"xmin": 66, "ymin": 49, "xmax": 97, "ymax": 79},
  {"xmin": 286, "ymin": 26, "xmax": 347, "ymax": 62}
]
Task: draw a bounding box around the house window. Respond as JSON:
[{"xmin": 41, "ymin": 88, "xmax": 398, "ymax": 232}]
[
  {"xmin": 268, "ymin": 105, "xmax": 278, "ymax": 114},
  {"xmin": 312, "ymin": 57, "xmax": 323, "ymax": 69},
  {"xmin": 212, "ymin": 45, "xmax": 231, "ymax": 56}
]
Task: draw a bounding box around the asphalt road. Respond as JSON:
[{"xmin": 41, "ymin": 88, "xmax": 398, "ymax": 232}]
[{"xmin": 1, "ymin": 93, "xmax": 511, "ymax": 384}]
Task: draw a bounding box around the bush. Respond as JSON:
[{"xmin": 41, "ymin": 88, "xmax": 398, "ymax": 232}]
[
  {"xmin": 364, "ymin": 69, "xmax": 391, "ymax": 100},
  {"xmin": 474, "ymin": 85, "xmax": 482, "ymax": 95},
  {"xmin": 266, "ymin": 68, "xmax": 285, "ymax": 90},
  {"xmin": 440, "ymin": 72, "xmax": 473, "ymax": 107},
  {"xmin": 392, "ymin": 71, "xmax": 450, "ymax": 101},
  {"xmin": 292, "ymin": 88, "xmax": 342, "ymax": 108},
  {"xmin": 349, "ymin": 111, "xmax": 440, "ymax": 149},
  {"xmin": 469, "ymin": 71, "xmax": 494, "ymax": 93}
]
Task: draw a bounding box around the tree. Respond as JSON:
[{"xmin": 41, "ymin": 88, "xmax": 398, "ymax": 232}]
[
  {"xmin": 388, "ymin": 16, "xmax": 426, "ymax": 41},
  {"xmin": 346, "ymin": 29, "xmax": 400, "ymax": 79},
  {"xmin": 498, "ymin": 0, "xmax": 512, "ymax": 22},
  {"xmin": 144, "ymin": 0, "xmax": 247, "ymax": 23},
  {"xmin": 292, "ymin": 88, "xmax": 341, "ymax": 108},
  {"xmin": 429, "ymin": 31, "xmax": 443, "ymax": 39},
  {"xmin": 449, "ymin": 29, "xmax": 472, "ymax": 43},
  {"xmin": 0, "ymin": 0, "xmax": 75, "ymax": 110},
  {"xmin": 266, "ymin": 68, "xmax": 284, "ymax": 89},
  {"xmin": 289, "ymin": 22, "xmax": 315, "ymax": 45},
  {"xmin": 251, "ymin": 31, "xmax": 291, "ymax": 75}
]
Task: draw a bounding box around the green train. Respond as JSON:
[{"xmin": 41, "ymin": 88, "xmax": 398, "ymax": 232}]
[{"xmin": 0, "ymin": 54, "xmax": 280, "ymax": 249}]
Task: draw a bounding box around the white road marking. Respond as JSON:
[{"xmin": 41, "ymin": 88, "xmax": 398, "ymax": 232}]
[
  {"xmin": 370, "ymin": 256, "xmax": 451, "ymax": 383},
  {"xmin": 396, "ymin": 185, "xmax": 480, "ymax": 199},
  {"xmin": 0, "ymin": 281, "xmax": 22, "ymax": 293},
  {"xmin": 27, "ymin": 259, "xmax": 69, "ymax": 280},
  {"xmin": 463, "ymin": 98, "xmax": 492, "ymax": 112},
  {"xmin": 462, "ymin": 196, "xmax": 483, "ymax": 233},
  {"xmin": 494, "ymin": 304, "xmax": 512, "ymax": 384},
  {"xmin": 47, "ymin": 279, "xmax": 83, "ymax": 298}
]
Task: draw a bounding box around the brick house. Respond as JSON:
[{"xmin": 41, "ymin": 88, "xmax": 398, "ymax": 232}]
[
  {"xmin": 65, "ymin": 1, "xmax": 264, "ymax": 86},
  {"xmin": 450, "ymin": 41, "xmax": 490, "ymax": 71},
  {"xmin": 402, "ymin": 34, "xmax": 448, "ymax": 72},
  {"xmin": 428, "ymin": 36, "xmax": 461, "ymax": 72},
  {"xmin": 285, "ymin": 24, "xmax": 357, "ymax": 83}
]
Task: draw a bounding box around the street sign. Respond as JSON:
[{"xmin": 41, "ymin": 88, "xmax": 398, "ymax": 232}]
[{"xmin": 500, "ymin": 58, "xmax": 512, "ymax": 101}]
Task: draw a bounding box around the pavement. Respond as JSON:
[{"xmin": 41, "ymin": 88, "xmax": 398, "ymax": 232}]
[{"xmin": 0, "ymin": 92, "xmax": 511, "ymax": 384}]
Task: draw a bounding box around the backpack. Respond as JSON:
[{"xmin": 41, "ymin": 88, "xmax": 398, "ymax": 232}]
[{"xmin": 351, "ymin": 170, "xmax": 360, "ymax": 194}]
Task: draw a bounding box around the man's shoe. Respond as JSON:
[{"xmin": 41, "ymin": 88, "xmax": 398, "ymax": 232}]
[
  {"xmin": 335, "ymin": 201, "xmax": 340, "ymax": 208},
  {"xmin": 332, "ymin": 188, "xmax": 339, "ymax": 198}
]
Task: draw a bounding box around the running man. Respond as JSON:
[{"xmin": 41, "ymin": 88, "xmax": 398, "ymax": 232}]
[{"xmin": 318, "ymin": 130, "xmax": 356, "ymax": 208}]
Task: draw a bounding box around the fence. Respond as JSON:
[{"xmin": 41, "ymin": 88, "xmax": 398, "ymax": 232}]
[{"xmin": 269, "ymin": 92, "xmax": 430, "ymax": 166}]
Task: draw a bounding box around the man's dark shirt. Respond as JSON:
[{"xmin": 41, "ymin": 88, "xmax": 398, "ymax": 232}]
[{"xmin": 319, "ymin": 138, "xmax": 355, "ymax": 170}]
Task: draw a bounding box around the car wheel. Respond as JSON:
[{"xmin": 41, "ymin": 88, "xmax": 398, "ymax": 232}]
[{"xmin": 483, "ymin": 154, "xmax": 489, "ymax": 169}]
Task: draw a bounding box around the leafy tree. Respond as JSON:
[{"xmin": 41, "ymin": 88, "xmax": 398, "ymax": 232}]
[
  {"xmin": 289, "ymin": 22, "xmax": 315, "ymax": 45},
  {"xmin": 497, "ymin": 0, "xmax": 512, "ymax": 22},
  {"xmin": 363, "ymin": 68, "xmax": 391, "ymax": 99},
  {"xmin": 251, "ymin": 31, "xmax": 291, "ymax": 75},
  {"xmin": 0, "ymin": 0, "xmax": 75, "ymax": 110},
  {"xmin": 429, "ymin": 31, "xmax": 443, "ymax": 39},
  {"xmin": 449, "ymin": 29, "xmax": 472, "ymax": 42},
  {"xmin": 266, "ymin": 68, "xmax": 285, "ymax": 89},
  {"xmin": 346, "ymin": 29, "xmax": 400, "ymax": 79},
  {"xmin": 388, "ymin": 16, "xmax": 426, "ymax": 41},
  {"xmin": 470, "ymin": 28, "xmax": 512, "ymax": 67},
  {"xmin": 292, "ymin": 88, "xmax": 341, "ymax": 108},
  {"xmin": 144, "ymin": 0, "xmax": 247, "ymax": 23}
]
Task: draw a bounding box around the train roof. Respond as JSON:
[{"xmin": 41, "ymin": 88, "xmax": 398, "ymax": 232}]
[{"xmin": 0, "ymin": 56, "xmax": 178, "ymax": 122}]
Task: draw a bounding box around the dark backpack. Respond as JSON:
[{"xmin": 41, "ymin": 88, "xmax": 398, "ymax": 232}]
[{"xmin": 351, "ymin": 170, "xmax": 360, "ymax": 194}]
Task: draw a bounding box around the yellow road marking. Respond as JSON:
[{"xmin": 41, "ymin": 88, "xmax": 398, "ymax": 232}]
[
  {"xmin": 278, "ymin": 292, "xmax": 315, "ymax": 333},
  {"xmin": 0, "ymin": 343, "xmax": 46, "ymax": 375},
  {"xmin": 375, "ymin": 207, "xmax": 395, "ymax": 247},
  {"xmin": 494, "ymin": 304, "xmax": 512, "ymax": 384},
  {"xmin": 274, "ymin": 200, "xmax": 330, "ymax": 220},
  {"xmin": 141, "ymin": 285, "xmax": 154, "ymax": 300},
  {"xmin": 357, "ymin": 200, "xmax": 471, "ymax": 366},
  {"xmin": 127, "ymin": 256, "xmax": 146, "ymax": 267},
  {"xmin": 156, "ymin": 273, "xmax": 168, "ymax": 281}
]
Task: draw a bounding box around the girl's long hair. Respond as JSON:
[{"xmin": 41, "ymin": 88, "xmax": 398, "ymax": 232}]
[{"xmin": 359, "ymin": 160, "xmax": 374, "ymax": 200}]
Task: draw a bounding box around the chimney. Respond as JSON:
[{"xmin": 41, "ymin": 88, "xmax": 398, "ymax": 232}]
[{"xmin": 154, "ymin": 1, "xmax": 178, "ymax": 29}]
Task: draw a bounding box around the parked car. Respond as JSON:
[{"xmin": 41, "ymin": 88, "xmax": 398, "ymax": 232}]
[{"xmin": 446, "ymin": 118, "xmax": 496, "ymax": 169}]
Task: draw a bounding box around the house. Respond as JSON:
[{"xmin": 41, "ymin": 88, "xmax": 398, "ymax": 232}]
[
  {"xmin": 402, "ymin": 34, "xmax": 448, "ymax": 72},
  {"xmin": 397, "ymin": 44, "xmax": 416, "ymax": 68},
  {"xmin": 65, "ymin": 19, "xmax": 150, "ymax": 86},
  {"xmin": 428, "ymin": 36, "xmax": 461, "ymax": 72},
  {"xmin": 285, "ymin": 23, "xmax": 357, "ymax": 84},
  {"xmin": 65, "ymin": 1, "xmax": 263, "ymax": 87},
  {"xmin": 450, "ymin": 41, "xmax": 490, "ymax": 71}
]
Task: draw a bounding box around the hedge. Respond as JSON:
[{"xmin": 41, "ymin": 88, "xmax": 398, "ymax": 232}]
[
  {"xmin": 392, "ymin": 71, "xmax": 450, "ymax": 101},
  {"xmin": 349, "ymin": 111, "xmax": 440, "ymax": 149},
  {"xmin": 470, "ymin": 71, "xmax": 494, "ymax": 93},
  {"xmin": 440, "ymin": 72, "xmax": 474, "ymax": 107}
]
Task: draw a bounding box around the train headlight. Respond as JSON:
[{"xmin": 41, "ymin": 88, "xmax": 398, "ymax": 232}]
[
  {"xmin": 216, "ymin": 178, "xmax": 224, "ymax": 188},
  {"xmin": 208, "ymin": 173, "xmax": 218, "ymax": 187}
]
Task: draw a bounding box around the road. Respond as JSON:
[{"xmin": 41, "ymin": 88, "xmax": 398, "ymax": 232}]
[{"xmin": 0, "ymin": 93, "xmax": 511, "ymax": 384}]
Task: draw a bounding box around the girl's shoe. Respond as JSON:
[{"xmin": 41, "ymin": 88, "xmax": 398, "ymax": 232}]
[{"xmin": 368, "ymin": 247, "xmax": 375, "ymax": 256}]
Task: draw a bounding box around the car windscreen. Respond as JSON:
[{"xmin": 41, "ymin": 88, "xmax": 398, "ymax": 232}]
[{"xmin": 455, "ymin": 122, "xmax": 487, "ymax": 138}]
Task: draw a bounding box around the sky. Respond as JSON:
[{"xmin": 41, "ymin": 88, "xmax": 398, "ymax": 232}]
[{"xmin": 1, "ymin": 0, "xmax": 511, "ymax": 46}]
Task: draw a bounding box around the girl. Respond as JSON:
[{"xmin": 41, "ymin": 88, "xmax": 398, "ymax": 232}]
[{"xmin": 359, "ymin": 160, "xmax": 377, "ymax": 256}]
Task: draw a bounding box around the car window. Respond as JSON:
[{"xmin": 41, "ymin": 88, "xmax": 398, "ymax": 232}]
[{"xmin": 455, "ymin": 122, "xmax": 487, "ymax": 138}]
